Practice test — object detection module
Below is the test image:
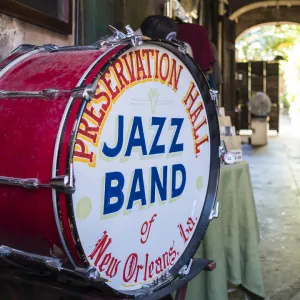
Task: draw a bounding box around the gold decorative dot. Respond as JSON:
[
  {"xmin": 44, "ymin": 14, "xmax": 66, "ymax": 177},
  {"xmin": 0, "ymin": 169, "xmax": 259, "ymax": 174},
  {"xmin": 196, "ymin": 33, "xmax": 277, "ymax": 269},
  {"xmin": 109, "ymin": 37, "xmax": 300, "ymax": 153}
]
[
  {"xmin": 76, "ymin": 197, "xmax": 92, "ymax": 220},
  {"xmin": 196, "ymin": 176, "xmax": 203, "ymax": 190}
]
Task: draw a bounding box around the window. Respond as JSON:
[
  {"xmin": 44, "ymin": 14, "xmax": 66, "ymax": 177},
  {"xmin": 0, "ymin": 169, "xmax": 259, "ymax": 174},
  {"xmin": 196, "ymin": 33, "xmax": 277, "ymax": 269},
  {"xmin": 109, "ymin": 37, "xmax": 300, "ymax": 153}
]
[{"xmin": 0, "ymin": 0, "xmax": 72, "ymax": 34}]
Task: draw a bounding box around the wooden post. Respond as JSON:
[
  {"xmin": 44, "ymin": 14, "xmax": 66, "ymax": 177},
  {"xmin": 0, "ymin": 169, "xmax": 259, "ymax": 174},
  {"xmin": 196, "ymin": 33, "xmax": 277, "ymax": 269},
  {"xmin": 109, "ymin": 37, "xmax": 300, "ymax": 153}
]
[
  {"xmin": 199, "ymin": 0, "xmax": 204, "ymax": 25},
  {"xmin": 170, "ymin": 0, "xmax": 173, "ymax": 18},
  {"xmin": 166, "ymin": 0, "xmax": 173, "ymax": 18}
]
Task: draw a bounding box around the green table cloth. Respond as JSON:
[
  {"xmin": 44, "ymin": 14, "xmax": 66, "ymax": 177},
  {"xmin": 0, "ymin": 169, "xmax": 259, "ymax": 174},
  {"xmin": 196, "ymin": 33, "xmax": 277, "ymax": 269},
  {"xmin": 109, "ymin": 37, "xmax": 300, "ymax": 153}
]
[{"xmin": 186, "ymin": 161, "xmax": 265, "ymax": 300}]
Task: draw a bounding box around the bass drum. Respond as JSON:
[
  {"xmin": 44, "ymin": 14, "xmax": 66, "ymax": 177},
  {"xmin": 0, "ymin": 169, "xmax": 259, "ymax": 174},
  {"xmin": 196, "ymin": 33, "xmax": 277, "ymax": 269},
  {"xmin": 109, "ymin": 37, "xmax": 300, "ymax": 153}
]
[{"xmin": 0, "ymin": 38, "xmax": 220, "ymax": 297}]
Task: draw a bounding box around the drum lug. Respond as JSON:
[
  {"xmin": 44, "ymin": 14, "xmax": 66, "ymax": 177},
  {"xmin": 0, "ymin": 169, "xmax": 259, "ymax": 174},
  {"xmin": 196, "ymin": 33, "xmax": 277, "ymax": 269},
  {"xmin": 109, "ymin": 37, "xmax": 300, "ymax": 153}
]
[
  {"xmin": 74, "ymin": 266, "xmax": 108, "ymax": 283},
  {"xmin": 169, "ymin": 39, "xmax": 188, "ymax": 54},
  {"xmin": 11, "ymin": 44, "xmax": 37, "ymax": 54},
  {"xmin": 0, "ymin": 164, "xmax": 75, "ymax": 193},
  {"xmin": 209, "ymin": 89, "xmax": 219, "ymax": 107},
  {"xmin": 42, "ymin": 44, "xmax": 60, "ymax": 52},
  {"xmin": 124, "ymin": 25, "xmax": 142, "ymax": 47},
  {"xmin": 178, "ymin": 259, "xmax": 193, "ymax": 277},
  {"xmin": 209, "ymin": 201, "xmax": 219, "ymax": 220},
  {"xmin": 219, "ymin": 139, "xmax": 227, "ymax": 158},
  {"xmin": 72, "ymin": 83, "xmax": 98, "ymax": 101},
  {"xmin": 50, "ymin": 163, "xmax": 75, "ymax": 194},
  {"xmin": 95, "ymin": 25, "xmax": 143, "ymax": 48}
]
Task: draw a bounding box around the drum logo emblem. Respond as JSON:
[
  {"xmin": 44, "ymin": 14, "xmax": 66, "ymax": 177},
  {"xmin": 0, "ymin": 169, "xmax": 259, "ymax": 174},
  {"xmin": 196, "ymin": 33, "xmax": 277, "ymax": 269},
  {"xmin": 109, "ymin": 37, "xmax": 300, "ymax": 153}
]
[{"xmin": 72, "ymin": 45, "xmax": 211, "ymax": 292}]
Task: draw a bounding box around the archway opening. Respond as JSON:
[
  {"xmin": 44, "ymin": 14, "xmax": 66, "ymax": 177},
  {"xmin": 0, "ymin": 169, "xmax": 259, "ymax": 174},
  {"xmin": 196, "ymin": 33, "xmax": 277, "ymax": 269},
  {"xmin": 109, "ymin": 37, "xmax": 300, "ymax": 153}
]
[
  {"xmin": 235, "ymin": 22, "xmax": 300, "ymax": 132},
  {"xmin": 234, "ymin": 22, "xmax": 300, "ymax": 299}
]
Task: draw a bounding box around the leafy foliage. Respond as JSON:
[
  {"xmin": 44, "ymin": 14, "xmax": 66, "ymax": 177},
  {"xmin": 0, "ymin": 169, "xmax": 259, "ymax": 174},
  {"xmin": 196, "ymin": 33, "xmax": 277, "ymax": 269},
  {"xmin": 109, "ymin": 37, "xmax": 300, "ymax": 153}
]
[
  {"xmin": 236, "ymin": 24, "xmax": 300, "ymax": 62},
  {"xmin": 236, "ymin": 24, "xmax": 300, "ymax": 110}
]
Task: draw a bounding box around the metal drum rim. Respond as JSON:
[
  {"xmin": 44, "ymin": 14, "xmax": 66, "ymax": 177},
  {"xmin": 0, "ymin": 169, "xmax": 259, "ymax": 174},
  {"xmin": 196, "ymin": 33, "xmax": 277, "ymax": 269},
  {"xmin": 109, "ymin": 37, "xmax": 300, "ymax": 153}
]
[{"xmin": 54, "ymin": 40, "xmax": 220, "ymax": 297}]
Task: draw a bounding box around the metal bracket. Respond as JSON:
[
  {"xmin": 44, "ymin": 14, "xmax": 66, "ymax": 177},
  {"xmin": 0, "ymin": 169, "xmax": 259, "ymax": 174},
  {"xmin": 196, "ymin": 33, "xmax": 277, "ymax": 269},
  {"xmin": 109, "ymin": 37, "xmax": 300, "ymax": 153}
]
[
  {"xmin": 209, "ymin": 201, "xmax": 219, "ymax": 220},
  {"xmin": 219, "ymin": 139, "xmax": 227, "ymax": 158},
  {"xmin": 11, "ymin": 24, "xmax": 142, "ymax": 57},
  {"xmin": 0, "ymin": 246, "xmax": 109, "ymax": 285},
  {"xmin": 170, "ymin": 39, "xmax": 188, "ymax": 54},
  {"xmin": 142, "ymin": 270, "xmax": 173, "ymax": 294},
  {"xmin": 210, "ymin": 89, "xmax": 219, "ymax": 107},
  {"xmin": 42, "ymin": 44, "xmax": 60, "ymax": 52},
  {"xmin": 0, "ymin": 84, "xmax": 96, "ymax": 102},
  {"xmin": 178, "ymin": 259, "xmax": 193, "ymax": 277},
  {"xmin": 0, "ymin": 245, "xmax": 62, "ymax": 271},
  {"xmin": 0, "ymin": 164, "xmax": 75, "ymax": 194},
  {"xmin": 94, "ymin": 25, "xmax": 143, "ymax": 48},
  {"xmin": 11, "ymin": 44, "xmax": 61, "ymax": 54},
  {"xmin": 11, "ymin": 44, "xmax": 37, "ymax": 54},
  {"xmin": 74, "ymin": 266, "xmax": 108, "ymax": 283},
  {"xmin": 50, "ymin": 163, "xmax": 75, "ymax": 194}
]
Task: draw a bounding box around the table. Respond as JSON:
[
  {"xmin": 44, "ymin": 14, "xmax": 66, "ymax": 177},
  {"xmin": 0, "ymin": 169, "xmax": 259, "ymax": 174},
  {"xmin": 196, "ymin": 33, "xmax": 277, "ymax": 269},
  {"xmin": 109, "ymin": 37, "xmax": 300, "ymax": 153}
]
[{"xmin": 186, "ymin": 161, "xmax": 265, "ymax": 300}]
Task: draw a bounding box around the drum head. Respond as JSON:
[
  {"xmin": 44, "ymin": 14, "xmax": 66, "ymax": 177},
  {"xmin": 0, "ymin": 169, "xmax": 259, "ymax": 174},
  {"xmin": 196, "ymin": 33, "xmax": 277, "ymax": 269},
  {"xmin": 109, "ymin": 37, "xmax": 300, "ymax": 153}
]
[{"xmin": 70, "ymin": 41, "xmax": 220, "ymax": 295}]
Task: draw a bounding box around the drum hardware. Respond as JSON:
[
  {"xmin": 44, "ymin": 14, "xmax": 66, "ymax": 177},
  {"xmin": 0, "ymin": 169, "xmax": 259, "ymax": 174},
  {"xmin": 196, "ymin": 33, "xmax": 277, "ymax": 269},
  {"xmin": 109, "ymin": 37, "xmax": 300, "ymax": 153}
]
[
  {"xmin": 209, "ymin": 89, "xmax": 219, "ymax": 107},
  {"xmin": 0, "ymin": 246, "xmax": 63, "ymax": 271},
  {"xmin": 141, "ymin": 271, "xmax": 174, "ymax": 294},
  {"xmin": 219, "ymin": 139, "xmax": 227, "ymax": 157},
  {"xmin": 51, "ymin": 45, "xmax": 100, "ymax": 52},
  {"xmin": 0, "ymin": 84, "xmax": 96, "ymax": 101},
  {"xmin": 74, "ymin": 266, "xmax": 108, "ymax": 283},
  {"xmin": 11, "ymin": 44, "xmax": 60, "ymax": 54},
  {"xmin": 178, "ymin": 259, "xmax": 193, "ymax": 277},
  {"xmin": 138, "ymin": 259, "xmax": 216, "ymax": 300},
  {"xmin": 0, "ymin": 163, "xmax": 75, "ymax": 194},
  {"xmin": 10, "ymin": 25, "xmax": 142, "ymax": 56},
  {"xmin": 11, "ymin": 44, "xmax": 37, "ymax": 54},
  {"xmin": 38, "ymin": 44, "xmax": 99, "ymax": 53},
  {"xmin": 0, "ymin": 246, "xmax": 11, "ymax": 257},
  {"xmin": 94, "ymin": 25, "xmax": 143, "ymax": 48},
  {"xmin": 12, "ymin": 44, "xmax": 102, "ymax": 55},
  {"xmin": 42, "ymin": 44, "xmax": 60, "ymax": 52},
  {"xmin": 219, "ymin": 139, "xmax": 228, "ymax": 165},
  {"xmin": 0, "ymin": 177, "xmax": 41, "ymax": 189},
  {"xmin": 50, "ymin": 163, "xmax": 75, "ymax": 193},
  {"xmin": 0, "ymin": 246, "xmax": 107, "ymax": 284},
  {"xmin": 0, "ymin": 246, "xmax": 109, "ymax": 285},
  {"xmin": 209, "ymin": 201, "xmax": 220, "ymax": 220},
  {"xmin": 169, "ymin": 39, "xmax": 188, "ymax": 54},
  {"xmin": 140, "ymin": 260, "xmax": 193, "ymax": 296},
  {"xmin": 0, "ymin": 37, "xmax": 220, "ymax": 297}
]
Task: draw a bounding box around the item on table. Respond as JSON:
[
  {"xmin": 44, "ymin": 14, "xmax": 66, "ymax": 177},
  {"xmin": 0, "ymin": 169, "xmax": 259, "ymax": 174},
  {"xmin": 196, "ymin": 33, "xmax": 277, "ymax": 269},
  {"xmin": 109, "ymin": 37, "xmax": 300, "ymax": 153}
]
[
  {"xmin": 218, "ymin": 116, "xmax": 232, "ymax": 127},
  {"xmin": 223, "ymin": 152, "xmax": 236, "ymax": 165},
  {"xmin": 220, "ymin": 126, "xmax": 236, "ymax": 136},
  {"xmin": 217, "ymin": 107, "xmax": 225, "ymax": 117},
  {"xmin": 222, "ymin": 135, "xmax": 242, "ymax": 151},
  {"xmin": 231, "ymin": 149, "xmax": 243, "ymax": 162}
]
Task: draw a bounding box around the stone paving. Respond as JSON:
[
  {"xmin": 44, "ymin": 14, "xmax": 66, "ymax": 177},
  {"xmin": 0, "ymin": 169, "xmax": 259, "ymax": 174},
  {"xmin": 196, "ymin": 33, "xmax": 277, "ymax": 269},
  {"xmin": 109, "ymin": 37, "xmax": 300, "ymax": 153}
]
[{"xmin": 232, "ymin": 112, "xmax": 300, "ymax": 300}]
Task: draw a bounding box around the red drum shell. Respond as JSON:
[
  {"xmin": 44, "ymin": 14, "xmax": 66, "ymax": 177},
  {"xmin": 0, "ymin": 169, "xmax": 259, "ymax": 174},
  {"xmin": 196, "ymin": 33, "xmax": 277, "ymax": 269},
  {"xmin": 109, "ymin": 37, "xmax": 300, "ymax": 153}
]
[{"xmin": 0, "ymin": 46, "xmax": 123, "ymax": 264}]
